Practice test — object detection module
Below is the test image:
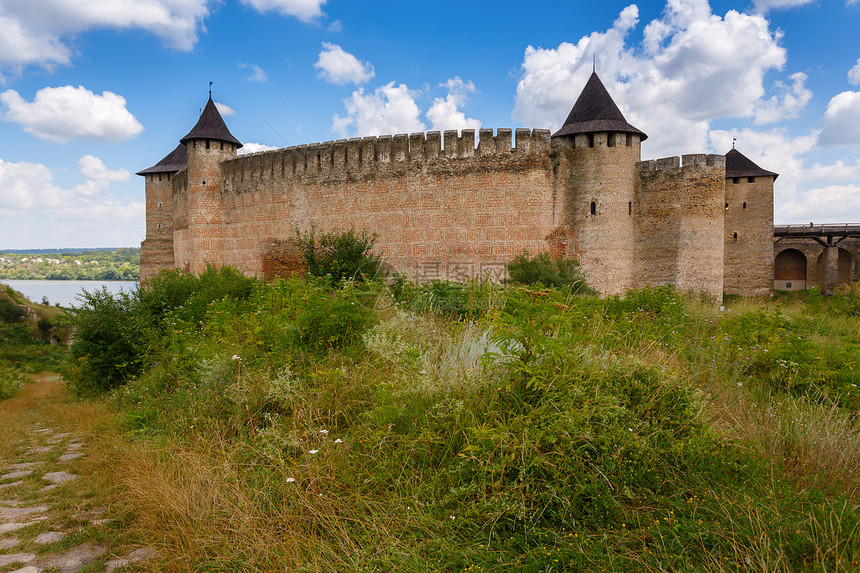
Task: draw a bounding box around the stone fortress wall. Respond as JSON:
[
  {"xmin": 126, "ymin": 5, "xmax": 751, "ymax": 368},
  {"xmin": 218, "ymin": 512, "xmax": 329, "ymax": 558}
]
[
  {"xmin": 171, "ymin": 128, "xmax": 558, "ymax": 284},
  {"xmin": 142, "ymin": 73, "xmax": 860, "ymax": 298}
]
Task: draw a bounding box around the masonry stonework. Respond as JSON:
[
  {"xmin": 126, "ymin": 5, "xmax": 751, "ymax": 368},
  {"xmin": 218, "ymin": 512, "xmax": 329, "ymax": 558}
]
[{"xmin": 138, "ymin": 73, "xmax": 806, "ymax": 298}]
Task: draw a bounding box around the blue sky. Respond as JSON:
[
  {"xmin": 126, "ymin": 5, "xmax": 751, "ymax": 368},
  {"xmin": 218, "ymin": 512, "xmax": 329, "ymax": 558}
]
[{"xmin": 0, "ymin": 0, "xmax": 859, "ymax": 248}]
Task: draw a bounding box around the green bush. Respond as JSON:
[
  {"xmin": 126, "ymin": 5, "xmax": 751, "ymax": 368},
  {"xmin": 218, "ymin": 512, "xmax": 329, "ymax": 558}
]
[
  {"xmin": 506, "ymin": 251, "xmax": 593, "ymax": 293},
  {"xmin": 292, "ymin": 226, "xmax": 383, "ymax": 284},
  {"xmin": 0, "ymin": 359, "xmax": 26, "ymax": 401},
  {"xmin": 0, "ymin": 296, "xmax": 25, "ymax": 323},
  {"xmin": 66, "ymin": 288, "xmax": 150, "ymax": 396}
]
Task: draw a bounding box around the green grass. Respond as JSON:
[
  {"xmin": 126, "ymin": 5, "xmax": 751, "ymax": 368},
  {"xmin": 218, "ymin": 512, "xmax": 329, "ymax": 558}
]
[{"xmin": 55, "ymin": 273, "xmax": 860, "ymax": 572}]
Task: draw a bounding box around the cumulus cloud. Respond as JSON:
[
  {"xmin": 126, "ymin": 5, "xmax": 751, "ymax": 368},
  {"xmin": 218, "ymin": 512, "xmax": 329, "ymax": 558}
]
[
  {"xmin": 513, "ymin": 0, "xmax": 796, "ymax": 158},
  {"xmin": 778, "ymin": 185, "xmax": 860, "ymax": 223},
  {"xmin": 800, "ymin": 159, "xmax": 860, "ymax": 183},
  {"xmin": 240, "ymin": 0, "xmax": 326, "ymax": 22},
  {"xmin": 0, "ymin": 85, "xmax": 143, "ymax": 143},
  {"xmin": 819, "ymin": 91, "xmax": 860, "ymax": 149},
  {"xmin": 315, "ymin": 43, "xmax": 374, "ymax": 85},
  {"xmin": 239, "ymin": 142, "xmax": 280, "ymax": 155},
  {"xmin": 751, "ymin": 0, "xmax": 815, "ymax": 12},
  {"xmin": 426, "ymin": 77, "xmax": 482, "ymax": 132},
  {"xmin": 78, "ymin": 155, "xmax": 130, "ymax": 182},
  {"xmin": 0, "ymin": 155, "xmax": 143, "ymax": 248},
  {"xmin": 0, "ymin": 0, "xmax": 212, "ymax": 72},
  {"xmin": 754, "ymin": 72, "xmax": 812, "ymax": 124},
  {"xmin": 214, "ymin": 101, "xmax": 236, "ymax": 116},
  {"xmin": 849, "ymin": 59, "xmax": 860, "ymax": 85},
  {"xmin": 239, "ymin": 63, "xmax": 268, "ymax": 83},
  {"xmin": 0, "ymin": 156, "xmax": 141, "ymax": 221},
  {"xmin": 332, "ymin": 82, "xmax": 425, "ymax": 138}
]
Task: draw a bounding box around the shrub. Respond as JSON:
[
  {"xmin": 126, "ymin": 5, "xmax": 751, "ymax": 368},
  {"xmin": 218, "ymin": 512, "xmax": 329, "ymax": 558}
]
[
  {"xmin": 0, "ymin": 296, "xmax": 25, "ymax": 323},
  {"xmin": 292, "ymin": 226, "xmax": 383, "ymax": 284},
  {"xmin": 506, "ymin": 251, "xmax": 593, "ymax": 293},
  {"xmin": 66, "ymin": 288, "xmax": 151, "ymax": 396},
  {"xmin": 0, "ymin": 359, "xmax": 26, "ymax": 401}
]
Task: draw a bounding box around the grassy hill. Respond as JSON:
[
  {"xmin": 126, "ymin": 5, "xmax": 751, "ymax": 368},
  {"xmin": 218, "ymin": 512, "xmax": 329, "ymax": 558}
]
[{"xmin": 56, "ymin": 267, "xmax": 860, "ymax": 571}]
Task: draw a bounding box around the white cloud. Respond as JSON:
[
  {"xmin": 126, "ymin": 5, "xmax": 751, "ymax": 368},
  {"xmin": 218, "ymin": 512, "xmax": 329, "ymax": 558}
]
[
  {"xmin": 0, "ymin": 0, "xmax": 212, "ymax": 72},
  {"xmin": 0, "ymin": 157, "xmax": 141, "ymax": 228},
  {"xmin": 751, "ymin": 0, "xmax": 815, "ymax": 12},
  {"xmin": 849, "ymin": 59, "xmax": 860, "ymax": 85},
  {"xmin": 426, "ymin": 77, "xmax": 482, "ymax": 132},
  {"xmin": 239, "ymin": 63, "xmax": 268, "ymax": 83},
  {"xmin": 779, "ymin": 185, "xmax": 860, "ymax": 223},
  {"xmin": 800, "ymin": 159, "xmax": 860, "ymax": 183},
  {"xmin": 754, "ymin": 72, "xmax": 812, "ymax": 124},
  {"xmin": 819, "ymin": 91, "xmax": 860, "ymax": 149},
  {"xmin": 240, "ymin": 0, "xmax": 326, "ymax": 22},
  {"xmin": 332, "ymin": 82, "xmax": 425, "ymax": 138},
  {"xmin": 513, "ymin": 0, "xmax": 793, "ymax": 158},
  {"xmin": 315, "ymin": 43, "xmax": 374, "ymax": 85},
  {"xmin": 0, "ymin": 85, "xmax": 143, "ymax": 144},
  {"xmin": 78, "ymin": 155, "xmax": 130, "ymax": 182},
  {"xmin": 239, "ymin": 142, "xmax": 280, "ymax": 155},
  {"xmin": 214, "ymin": 101, "xmax": 236, "ymax": 116}
]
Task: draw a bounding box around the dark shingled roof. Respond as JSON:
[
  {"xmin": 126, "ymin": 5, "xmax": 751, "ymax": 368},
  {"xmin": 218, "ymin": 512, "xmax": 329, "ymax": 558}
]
[
  {"xmin": 552, "ymin": 72, "xmax": 647, "ymax": 140},
  {"xmin": 179, "ymin": 97, "xmax": 243, "ymax": 148},
  {"xmin": 136, "ymin": 143, "xmax": 187, "ymax": 176},
  {"xmin": 725, "ymin": 148, "xmax": 778, "ymax": 181}
]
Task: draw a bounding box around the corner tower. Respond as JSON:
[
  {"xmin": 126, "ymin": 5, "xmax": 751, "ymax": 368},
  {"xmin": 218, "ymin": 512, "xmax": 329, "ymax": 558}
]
[
  {"xmin": 724, "ymin": 148, "xmax": 777, "ymax": 296},
  {"xmin": 137, "ymin": 144, "xmax": 187, "ymax": 282},
  {"xmin": 173, "ymin": 97, "xmax": 242, "ymax": 273},
  {"xmin": 551, "ymin": 72, "xmax": 647, "ymax": 295}
]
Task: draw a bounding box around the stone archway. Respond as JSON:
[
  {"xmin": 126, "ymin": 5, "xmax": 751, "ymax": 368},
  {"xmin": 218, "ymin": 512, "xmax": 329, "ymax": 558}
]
[{"xmin": 774, "ymin": 248, "xmax": 807, "ymax": 290}]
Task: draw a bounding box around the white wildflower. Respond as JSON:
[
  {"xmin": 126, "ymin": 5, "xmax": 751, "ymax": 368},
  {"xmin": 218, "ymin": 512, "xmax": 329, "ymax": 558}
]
[
  {"xmin": 334, "ymin": 439, "xmax": 343, "ymax": 444},
  {"xmin": 286, "ymin": 477, "xmax": 296, "ymax": 483},
  {"xmin": 309, "ymin": 449, "xmax": 319, "ymax": 454}
]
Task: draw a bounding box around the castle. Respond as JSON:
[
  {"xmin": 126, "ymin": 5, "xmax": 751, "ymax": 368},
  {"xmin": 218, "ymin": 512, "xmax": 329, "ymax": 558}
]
[{"xmin": 138, "ymin": 72, "xmax": 786, "ymax": 298}]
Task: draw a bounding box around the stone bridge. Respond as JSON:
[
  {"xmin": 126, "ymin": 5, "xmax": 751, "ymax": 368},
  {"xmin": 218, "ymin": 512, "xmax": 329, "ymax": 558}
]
[{"xmin": 773, "ymin": 224, "xmax": 860, "ymax": 293}]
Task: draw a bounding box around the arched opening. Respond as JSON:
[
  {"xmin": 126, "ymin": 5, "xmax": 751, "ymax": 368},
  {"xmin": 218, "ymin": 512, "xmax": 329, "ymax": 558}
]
[
  {"xmin": 590, "ymin": 201, "xmax": 596, "ymax": 216},
  {"xmin": 774, "ymin": 249, "xmax": 807, "ymax": 290}
]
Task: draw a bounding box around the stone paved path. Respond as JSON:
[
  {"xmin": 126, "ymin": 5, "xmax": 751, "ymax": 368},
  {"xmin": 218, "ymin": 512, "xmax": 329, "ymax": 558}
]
[{"xmin": 0, "ymin": 378, "xmax": 156, "ymax": 573}]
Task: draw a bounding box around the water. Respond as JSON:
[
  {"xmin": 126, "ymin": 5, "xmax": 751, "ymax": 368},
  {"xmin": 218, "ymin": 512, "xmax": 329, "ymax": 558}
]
[{"xmin": 0, "ymin": 280, "xmax": 139, "ymax": 308}]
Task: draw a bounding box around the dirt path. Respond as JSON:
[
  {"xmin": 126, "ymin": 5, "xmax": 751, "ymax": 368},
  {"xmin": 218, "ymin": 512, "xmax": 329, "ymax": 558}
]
[{"xmin": 0, "ymin": 374, "xmax": 154, "ymax": 573}]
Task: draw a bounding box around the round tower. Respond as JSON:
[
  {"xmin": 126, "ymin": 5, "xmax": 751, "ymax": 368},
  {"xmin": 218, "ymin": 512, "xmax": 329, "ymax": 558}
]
[
  {"xmin": 176, "ymin": 97, "xmax": 242, "ymax": 273},
  {"xmin": 136, "ymin": 143, "xmax": 187, "ymax": 282},
  {"xmin": 551, "ymin": 72, "xmax": 646, "ymax": 295}
]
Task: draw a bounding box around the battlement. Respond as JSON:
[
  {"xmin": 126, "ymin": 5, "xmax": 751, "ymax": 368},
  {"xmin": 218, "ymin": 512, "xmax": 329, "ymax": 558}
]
[
  {"xmin": 637, "ymin": 154, "xmax": 725, "ymax": 174},
  {"xmin": 220, "ymin": 128, "xmax": 551, "ymax": 189}
]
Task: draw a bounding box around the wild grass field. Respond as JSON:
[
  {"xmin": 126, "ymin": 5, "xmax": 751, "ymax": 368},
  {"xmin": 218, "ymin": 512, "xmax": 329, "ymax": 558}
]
[{"xmin": 45, "ymin": 263, "xmax": 860, "ymax": 572}]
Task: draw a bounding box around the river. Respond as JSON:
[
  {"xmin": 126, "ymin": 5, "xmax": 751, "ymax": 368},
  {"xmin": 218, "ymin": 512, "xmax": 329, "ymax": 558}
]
[{"xmin": 0, "ymin": 280, "xmax": 139, "ymax": 308}]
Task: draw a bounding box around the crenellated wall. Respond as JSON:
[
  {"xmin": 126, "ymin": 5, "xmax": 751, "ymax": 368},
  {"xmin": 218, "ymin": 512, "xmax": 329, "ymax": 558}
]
[
  {"xmin": 183, "ymin": 128, "xmax": 557, "ymax": 281},
  {"xmin": 634, "ymin": 154, "xmax": 726, "ymax": 299}
]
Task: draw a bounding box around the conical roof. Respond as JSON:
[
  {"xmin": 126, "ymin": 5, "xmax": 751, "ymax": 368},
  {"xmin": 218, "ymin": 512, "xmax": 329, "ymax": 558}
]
[
  {"xmin": 136, "ymin": 143, "xmax": 187, "ymax": 176},
  {"xmin": 552, "ymin": 72, "xmax": 647, "ymax": 140},
  {"xmin": 179, "ymin": 98, "xmax": 243, "ymax": 148},
  {"xmin": 725, "ymin": 149, "xmax": 778, "ymax": 180}
]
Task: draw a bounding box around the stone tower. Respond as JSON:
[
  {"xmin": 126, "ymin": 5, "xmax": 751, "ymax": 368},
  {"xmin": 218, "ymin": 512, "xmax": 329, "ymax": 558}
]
[
  {"xmin": 173, "ymin": 97, "xmax": 242, "ymax": 273},
  {"xmin": 137, "ymin": 143, "xmax": 186, "ymax": 282},
  {"xmin": 723, "ymin": 148, "xmax": 777, "ymax": 296},
  {"xmin": 551, "ymin": 72, "xmax": 647, "ymax": 295}
]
